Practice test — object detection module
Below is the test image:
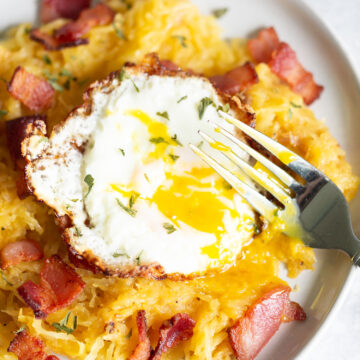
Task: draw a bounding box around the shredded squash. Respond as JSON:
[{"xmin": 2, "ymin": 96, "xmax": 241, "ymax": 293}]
[{"xmin": 0, "ymin": 0, "xmax": 358, "ymax": 359}]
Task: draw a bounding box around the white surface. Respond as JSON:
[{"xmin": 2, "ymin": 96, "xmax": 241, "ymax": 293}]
[
  {"xmin": 1, "ymin": 1, "xmax": 360, "ymax": 359},
  {"xmin": 301, "ymin": 2, "xmax": 360, "ymax": 359}
]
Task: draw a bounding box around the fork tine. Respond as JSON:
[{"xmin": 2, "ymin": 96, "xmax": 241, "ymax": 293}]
[
  {"xmin": 198, "ymin": 130, "xmax": 292, "ymax": 205},
  {"xmin": 218, "ymin": 110, "xmax": 321, "ymax": 182},
  {"xmin": 189, "ymin": 143, "xmax": 279, "ymax": 222},
  {"xmin": 212, "ymin": 121, "xmax": 301, "ymax": 189}
]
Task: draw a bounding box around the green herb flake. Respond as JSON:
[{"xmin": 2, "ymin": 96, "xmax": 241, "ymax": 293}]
[
  {"xmin": 118, "ymin": 68, "xmax": 127, "ymax": 81},
  {"xmin": 42, "ymin": 54, "xmax": 52, "ymax": 65},
  {"xmin": 171, "ymin": 134, "xmax": 183, "ymax": 146},
  {"xmin": 198, "ymin": 97, "xmax": 213, "ymax": 119},
  {"xmin": 0, "ymin": 77, "xmax": 7, "ymax": 83},
  {"xmin": 43, "ymin": 70, "xmax": 63, "ymax": 92},
  {"xmin": 212, "ymin": 8, "xmax": 228, "ymax": 18},
  {"xmin": 63, "ymin": 79, "xmax": 71, "ymax": 90},
  {"xmin": 135, "ymin": 250, "xmax": 143, "ymax": 265},
  {"xmin": 129, "ymin": 191, "xmax": 140, "ymax": 209},
  {"xmin": 156, "ymin": 111, "xmax": 169, "ymax": 120},
  {"xmin": 113, "ymin": 252, "xmax": 130, "ymax": 258},
  {"xmin": 177, "ymin": 95, "xmax": 188, "ymax": 103},
  {"xmin": 52, "ymin": 311, "xmax": 77, "ymax": 335},
  {"xmin": 288, "ymin": 108, "xmax": 293, "ymax": 120},
  {"xmin": 118, "ymin": 148, "xmax": 125, "ymax": 156},
  {"xmin": 78, "ymin": 78, "xmax": 90, "ymax": 87},
  {"xmin": 84, "ymin": 174, "xmax": 94, "ymax": 199},
  {"xmin": 71, "ymin": 199, "xmax": 79, "ymax": 202},
  {"xmin": 126, "ymin": 328, "xmax": 132, "ymax": 339},
  {"xmin": 218, "ymin": 103, "xmax": 230, "ymax": 113},
  {"xmin": 169, "ymin": 154, "xmax": 179, "ymax": 162},
  {"xmin": 197, "ymin": 140, "xmax": 204, "ymax": 149},
  {"xmin": 290, "ymin": 101, "xmax": 302, "ymax": 108},
  {"xmin": 163, "ymin": 223, "xmax": 177, "ymax": 234},
  {"xmin": 222, "ymin": 180, "xmax": 232, "ymax": 190},
  {"xmin": 75, "ymin": 227, "xmax": 82, "ymax": 237},
  {"xmin": 0, "ymin": 110, "xmax": 8, "ymax": 118},
  {"xmin": 15, "ymin": 325, "xmax": 26, "ymax": 334},
  {"xmin": 116, "ymin": 198, "xmax": 137, "ymax": 217},
  {"xmin": 172, "ymin": 35, "xmax": 187, "ymax": 48},
  {"xmin": 0, "ymin": 270, "xmax": 13, "ymax": 286},
  {"xmin": 131, "ymin": 79, "xmax": 139, "ymax": 92},
  {"xmin": 113, "ymin": 23, "xmax": 126, "ymax": 40},
  {"xmin": 144, "ymin": 173, "xmax": 150, "ymax": 183},
  {"xmin": 59, "ymin": 69, "xmax": 73, "ymax": 78},
  {"xmin": 150, "ymin": 137, "xmax": 168, "ymax": 144}
]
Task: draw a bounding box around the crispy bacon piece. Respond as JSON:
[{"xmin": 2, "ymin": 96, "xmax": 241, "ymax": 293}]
[
  {"xmin": 159, "ymin": 60, "xmax": 181, "ymax": 72},
  {"xmin": 269, "ymin": 42, "xmax": 323, "ymax": 105},
  {"xmin": 17, "ymin": 255, "xmax": 85, "ymax": 318},
  {"xmin": 31, "ymin": 3, "xmax": 114, "ymax": 50},
  {"xmin": 7, "ymin": 67, "xmax": 55, "ymax": 111},
  {"xmin": 247, "ymin": 27, "xmax": 280, "ymax": 63},
  {"xmin": 41, "ymin": 0, "xmax": 91, "ymax": 23},
  {"xmin": 228, "ymin": 286, "xmax": 306, "ymax": 360},
  {"xmin": 210, "ymin": 62, "xmax": 259, "ymax": 95},
  {"xmin": 129, "ymin": 310, "xmax": 152, "ymax": 360},
  {"xmin": 0, "ymin": 239, "xmax": 43, "ymax": 270},
  {"xmin": 151, "ymin": 313, "xmax": 196, "ymax": 360},
  {"xmin": 8, "ymin": 330, "xmax": 60, "ymax": 360},
  {"xmin": 247, "ymin": 27, "xmax": 323, "ymax": 105}
]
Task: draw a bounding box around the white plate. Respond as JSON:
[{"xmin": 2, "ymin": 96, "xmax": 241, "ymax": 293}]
[{"xmin": 1, "ymin": 1, "xmax": 360, "ymax": 359}]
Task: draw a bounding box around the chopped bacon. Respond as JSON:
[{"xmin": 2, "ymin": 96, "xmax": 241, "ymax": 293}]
[
  {"xmin": 8, "ymin": 330, "xmax": 59, "ymax": 360},
  {"xmin": 151, "ymin": 313, "xmax": 196, "ymax": 360},
  {"xmin": 247, "ymin": 27, "xmax": 280, "ymax": 63},
  {"xmin": 5, "ymin": 115, "xmax": 47, "ymax": 170},
  {"xmin": 31, "ymin": 3, "xmax": 114, "ymax": 50},
  {"xmin": 247, "ymin": 27, "xmax": 323, "ymax": 105},
  {"xmin": 283, "ymin": 300, "xmax": 307, "ymax": 322},
  {"xmin": 129, "ymin": 310, "xmax": 151, "ymax": 360},
  {"xmin": 269, "ymin": 42, "xmax": 323, "ymax": 104},
  {"xmin": 17, "ymin": 255, "xmax": 85, "ymax": 318},
  {"xmin": 41, "ymin": 0, "xmax": 91, "ymax": 23},
  {"xmin": 228, "ymin": 286, "xmax": 306, "ymax": 360},
  {"xmin": 7, "ymin": 67, "xmax": 55, "ymax": 111},
  {"xmin": 159, "ymin": 60, "xmax": 181, "ymax": 72},
  {"xmin": 0, "ymin": 239, "xmax": 43, "ymax": 270},
  {"xmin": 210, "ymin": 62, "xmax": 259, "ymax": 95}
]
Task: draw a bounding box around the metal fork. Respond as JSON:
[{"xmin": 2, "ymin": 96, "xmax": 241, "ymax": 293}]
[{"xmin": 190, "ymin": 111, "xmax": 360, "ymax": 265}]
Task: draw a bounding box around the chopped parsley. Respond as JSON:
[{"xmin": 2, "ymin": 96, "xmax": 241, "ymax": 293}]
[
  {"xmin": 290, "ymin": 101, "xmax": 302, "ymax": 108},
  {"xmin": 131, "ymin": 79, "xmax": 140, "ymax": 92},
  {"xmin": 42, "ymin": 54, "xmax": 52, "ymax": 65},
  {"xmin": 118, "ymin": 68, "xmax": 139, "ymax": 92},
  {"xmin": 218, "ymin": 103, "xmax": 230, "ymax": 113},
  {"xmin": 63, "ymin": 79, "xmax": 71, "ymax": 90},
  {"xmin": 113, "ymin": 23, "xmax": 126, "ymax": 40},
  {"xmin": 121, "ymin": 0, "xmax": 132, "ymax": 9},
  {"xmin": 0, "ymin": 110, "xmax": 8, "ymax": 118},
  {"xmin": 222, "ymin": 180, "xmax": 232, "ymax": 190},
  {"xmin": 0, "ymin": 270, "xmax": 13, "ymax": 286},
  {"xmin": 150, "ymin": 137, "xmax": 168, "ymax": 144},
  {"xmin": 288, "ymin": 108, "xmax": 293, "ymax": 120},
  {"xmin": 75, "ymin": 227, "xmax": 82, "ymax": 237},
  {"xmin": 59, "ymin": 69, "xmax": 73, "ymax": 78},
  {"xmin": 116, "ymin": 198, "xmax": 137, "ymax": 217},
  {"xmin": 163, "ymin": 223, "xmax": 177, "ymax": 234},
  {"xmin": 15, "ymin": 325, "xmax": 26, "ymax": 334},
  {"xmin": 52, "ymin": 311, "xmax": 78, "ymax": 335},
  {"xmin": 135, "ymin": 250, "xmax": 143, "ymax": 265},
  {"xmin": 78, "ymin": 78, "xmax": 90, "ymax": 87},
  {"xmin": 144, "ymin": 173, "xmax": 150, "ymax": 183},
  {"xmin": 129, "ymin": 191, "xmax": 140, "ymax": 209},
  {"xmin": 113, "ymin": 251, "xmax": 130, "ymax": 258},
  {"xmin": 84, "ymin": 174, "xmax": 94, "ymax": 198},
  {"xmin": 198, "ymin": 97, "xmax": 213, "ymax": 119},
  {"xmin": 172, "ymin": 35, "xmax": 187, "ymax": 48},
  {"xmin": 171, "ymin": 134, "xmax": 183, "ymax": 146},
  {"xmin": 212, "ymin": 8, "xmax": 228, "ymax": 18},
  {"xmin": 43, "ymin": 70, "xmax": 63, "ymax": 92},
  {"xmin": 177, "ymin": 95, "xmax": 188, "ymax": 103},
  {"xmin": 197, "ymin": 140, "xmax": 204, "ymax": 148},
  {"xmin": 156, "ymin": 111, "xmax": 169, "ymax": 120},
  {"xmin": 126, "ymin": 328, "xmax": 133, "ymax": 339},
  {"xmin": 118, "ymin": 148, "xmax": 125, "ymax": 156},
  {"xmin": 169, "ymin": 154, "xmax": 179, "ymax": 162}
]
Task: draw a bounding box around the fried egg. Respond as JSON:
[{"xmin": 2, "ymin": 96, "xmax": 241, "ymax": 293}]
[{"xmin": 23, "ymin": 55, "xmax": 256, "ymax": 279}]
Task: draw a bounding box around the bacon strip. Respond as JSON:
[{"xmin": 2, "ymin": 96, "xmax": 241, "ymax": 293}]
[
  {"xmin": 228, "ymin": 286, "xmax": 306, "ymax": 360},
  {"xmin": 0, "ymin": 239, "xmax": 43, "ymax": 270},
  {"xmin": 17, "ymin": 255, "xmax": 85, "ymax": 318},
  {"xmin": 269, "ymin": 42, "xmax": 324, "ymax": 105},
  {"xmin": 41, "ymin": 0, "xmax": 91, "ymax": 23},
  {"xmin": 247, "ymin": 27, "xmax": 323, "ymax": 104},
  {"xmin": 129, "ymin": 310, "xmax": 151, "ymax": 360},
  {"xmin": 8, "ymin": 330, "xmax": 59, "ymax": 360},
  {"xmin": 8, "ymin": 67, "xmax": 55, "ymax": 111},
  {"xmin": 31, "ymin": 3, "xmax": 114, "ymax": 50},
  {"xmin": 210, "ymin": 62, "xmax": 259, "ymax": 95},
  {"xmin": 150, "ymin": 313, "xmax": 196, "ymax": 360}
]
